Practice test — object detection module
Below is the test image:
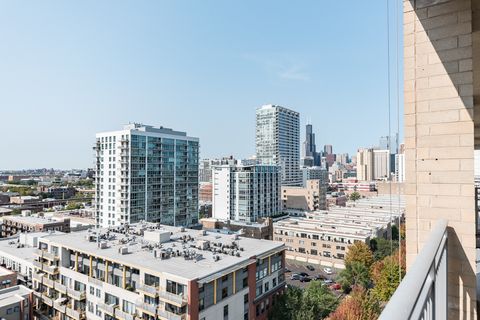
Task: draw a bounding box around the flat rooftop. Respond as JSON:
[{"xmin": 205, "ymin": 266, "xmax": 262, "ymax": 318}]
[
  {"xmin": 0, "ymin": 285, "xmax": 32, "ymax": 306},
  {"xmin": 42, "ymin": 223, "xmax": 284, "ymax": 282},
  {"xmin": 2, "ymin": 215, "xmax": 67, "ymax": 225}
]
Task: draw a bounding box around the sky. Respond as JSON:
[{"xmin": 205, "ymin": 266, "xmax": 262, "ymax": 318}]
[{"xmin": 0, "ymin": 1, "xmax": 403, "ymax": 170}]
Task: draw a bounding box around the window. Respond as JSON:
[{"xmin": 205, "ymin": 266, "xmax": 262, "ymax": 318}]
[
  {"xmin": 264, "ymin": 282, "xmax": 269, "ymax": 292},
  {"xmin": 96, "ymin": 288, "xmax": 101, "ymax": 298},
  {"xmin": 90, "ymin": 286, "xmax": 94, "ymax": 295},
  {"xmin": 222, "ymin": 287, "xmax": 228, "ymax": 299},
  {"xmin": 222, "ymin": 275, "xmax": 228, "ymax": 283},
  {"xmin": 244, "ymin": 294, "xmax": 248, "ymax": 304},
  {"xmin": 242, "ymin": 277, "xmax": 248, "ymax": 288},
  {"xmin": 272, "ymin": 278, "xmax": 277, "ymax": 287},
  {"xmin": 199, "ymin": 298, "xmax": 204, "ymax": 311},
  {"xmin": 298, "ymin": 248, "xmax": 306, "ymax": 253},
  {"xmin": 311, "ymin": 249, "xmax": 318, "ymax": 256}
]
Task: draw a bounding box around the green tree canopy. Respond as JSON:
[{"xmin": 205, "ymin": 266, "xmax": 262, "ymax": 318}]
[
  {"xmin": 337, "ymin": 262, "xmax": 371, "ymax": 292},
  {"xmin": 345, "ymin": 241, "xmax": 374, "ymax": 268},
  {"xmin": 349, "ymin": 192, "xmax": 361, "ymax": 202},
  {"xmin": 269, "ymin": 282, "xmax": 338, "ymax": 320}
]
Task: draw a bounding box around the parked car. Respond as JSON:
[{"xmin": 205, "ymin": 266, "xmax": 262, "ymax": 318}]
[
  {"xmin": 323, "ymin": 279, "xmax": 334, "ymax": 285},
  {"xmin": 290, "ymin": 273, "xmax": 302, "ymax": 280},
  {"xmin": 306, "ymin": 265, "xmax": 315, "ymax": 271},
  {"xmin": 330, "ymin": 283, "xmax": 341, "ymax": 290},
  {"xmin": 284, "ymin": 268, "xmax": 291, "ymax": 273},
  {"xmin": 323, "ymin": 267, "xmax": 333, "ymax": 275},
  {"xmin": 299, "ymin": 272, "xmax": 309, "ymax": 277},
  {"xmin": 313, "ymin": 274, "xmax": 326, "ymax": 281},
  {"xmin": 300, "ymin": 276, "xmax": 312, "ymax": 282}
]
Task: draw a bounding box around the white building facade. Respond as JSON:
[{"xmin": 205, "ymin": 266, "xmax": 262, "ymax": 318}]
[
  {"xmin": 373, "ymin": 149, "xmax": 391, "ymax": 181},
  {"xmin": 212, "ymin": 163, "xmax": 281, "ymax": 222},
  {"xmin": 255, "ymin": 105, "xmax": 301, "ymax": 186},
  {"xmin": 94, "ymin": 124, "xmax": 199, "ymax": 228},
  {"xmin": 395, "ymin": 153, "xmax": 405, "ymax": 183}
]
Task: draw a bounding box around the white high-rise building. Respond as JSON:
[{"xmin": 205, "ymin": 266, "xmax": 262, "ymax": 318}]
[
  {"xmin": 94, "ymin": 123, "xmax": 199, "ymax": 228},
  {"xmin": 356, "ymin": 148, "xmax": 374, "ymax": 181},
  {"xmin": 256, "ymin": 104, "xmax": 301, "ymax": 186},
  {"xmin": 373, "ymin": 149, "xmax": 391, "ymax": 180},
  {"xmin": 212, "ymin": 162, "xmax": 281, "ymax": 222},
  {"xmin": 395, "ymin": 153, "xmax": 406, "ymax": 182}
]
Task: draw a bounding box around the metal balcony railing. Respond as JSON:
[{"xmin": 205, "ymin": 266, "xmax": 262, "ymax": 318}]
[{"xmin": 379, "ymin": 220, "xmax": 447, "ymax": 320}]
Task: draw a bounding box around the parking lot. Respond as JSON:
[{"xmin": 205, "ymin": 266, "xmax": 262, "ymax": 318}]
[{"xmin": 285, "ymin": 260, "xmax": 339, "ymax": 290}]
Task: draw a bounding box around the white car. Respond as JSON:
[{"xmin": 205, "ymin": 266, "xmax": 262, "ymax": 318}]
[{"xmin": 323, "ymin": 267, "xmax": 333, "ymax": 275}]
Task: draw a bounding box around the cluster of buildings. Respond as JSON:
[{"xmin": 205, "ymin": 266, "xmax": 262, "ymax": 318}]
[
  {"xmin": 356, "ymin": 139, "xmax": 405, "ymax": 183},
  {"xmin": 0, "ymin": 105, "xmax": 406, "ymax": 320}
]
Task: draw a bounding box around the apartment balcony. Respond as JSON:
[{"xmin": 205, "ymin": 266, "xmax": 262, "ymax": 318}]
[
  {"xmin": 157, "ymin": 308, "xmax": 185, "ymax": 320},
  {"xmin": 136, "ymin": 302, "xmax": 157, "ymax": 316},
  {"xmin": 55, "ymin": 282, "xmax": 67, "ymax": 294},
  {"xmin": 137, "ymin": 283, "xmax": 159, "ymax": 297},
  {"xmin": 66, "ymin": 307, "xmax": 85, "ymax": 320},
  {"xmin": 88, "ymin": 276, "xmax": 103, "ymax": 287},
  {"xmin": 67, "ymin": 288, "xmax": 86, "ymax": 300},
  {"xmin": 158, "ymin": 289, "xmax": 187, "ymax": 307},
  {"xmin": 41, "ymin": 294, "xmax": 54, "ymax": 307},
  {"xmin": 34, "ymin": 249, "xmax": 59, "ymax": 261},
  {"xmin": 379, "ymin": 220, "xmax": 447, "ymax": 320},
  {"xmin": 32, "ymin": 271, "xmax": 43, "ymax": 282},
  {"xmin": 53, "ymin": 301, "xmax": 67, "ymax": 313},
  {"xmin": 98, "ymin": 302, "xmax": 117, "ymax": 316},
  {"xmin": 42, "ymin": 276, "xmax": 54, "ymax": 288},
  {"xmin": 114, "ymin": 309, "xmax": 136, "ymax": 320}
]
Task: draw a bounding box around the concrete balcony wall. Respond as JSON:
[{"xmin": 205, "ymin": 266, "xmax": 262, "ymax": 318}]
[{"xmin": 404, "ymin": 0, "xmax": 478, "ymax": 318}]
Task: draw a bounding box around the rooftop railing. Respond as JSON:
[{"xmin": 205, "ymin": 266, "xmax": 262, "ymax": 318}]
[{"xmin": 379, "ymin": 220, "xmax": 447, "ymax": 320}]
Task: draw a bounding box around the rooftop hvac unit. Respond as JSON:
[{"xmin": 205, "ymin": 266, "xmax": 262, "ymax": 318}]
[
  {"xmin": 99, "ymin": 241, "xmax": 108, "ymax": 249},
  {"xmin": 118, "ymin": 247, "xmax": 128, "ymax": 255}
]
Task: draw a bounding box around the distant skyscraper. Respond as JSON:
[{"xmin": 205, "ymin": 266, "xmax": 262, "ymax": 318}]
[
  {"xmin": 256, "ymin": 104, "xmax": 301, "ymax": 186},
  {"xmin": 395, "ymin": 153, "xmax": 405, "ymax": 182},
  {"xmin": 94, "ymin": 124, "xmax": 199, "ymax": 228},
  {"xmin": 373, "ymin": 149, "xmax": 391, "ymax": 180},
  {"xmin": 324, "ymin": 144, "xmax": 333, "ymax": 155},
  {"xmin": 356, "ymin": 148, "xmax": 374, "ymax": 181},
  {"xmin": 302, "ymin": 123, "xmax": 321, "ymax": 167},
  {"xmin": 199, "ymin": 159, "xmax": 213, "ymax": 183}
]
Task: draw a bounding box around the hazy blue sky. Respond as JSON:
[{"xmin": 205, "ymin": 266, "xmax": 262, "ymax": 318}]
[{"xmin": 0, "ymin": 1, "xmax": 403, "ymax": 169}]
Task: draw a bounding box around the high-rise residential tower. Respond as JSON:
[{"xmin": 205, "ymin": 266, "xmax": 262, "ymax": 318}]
[
  {"xmin": 212, "ymin": 161, "xmax": 281, "ymax": 222},
  {"xmin": 256, "ymin": 104, "xmax": 301, "ymax": 186},
  {"xmin": 94, "ymin": 123, "xmax": 199, "ymax": 228},
  {"xmin": 356, "ymin": 148, "xmax": 374, "ymax": 181}
]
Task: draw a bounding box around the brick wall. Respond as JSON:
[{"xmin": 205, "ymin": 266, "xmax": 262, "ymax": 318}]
[{"xmin": 404, "ymin": 0, "xmax": 477, "ymax": 317}]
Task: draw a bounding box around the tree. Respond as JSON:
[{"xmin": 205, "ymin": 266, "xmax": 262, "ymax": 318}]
[
  {"xmin": 299, "ymin": 281, "xmax": 339, "ymax": 320},
  {"xmin": 268, "ymin": 282, "xmax": 339, "ymax": 320},
  {"xmin": 268, "ymin": 286, "xmax": 303, "ymax": 320},
  {"xmin": 337, "ymin": 262, "xmax": 371, "ymax": 292},
  {"xmin": 371, "ymin": 238, "xmax": 398, "ymax": 261},
  {"xmin": 371, "ymin": 255, "xmax": 405, "ymax": 301},
  {"xmin": 327, "ymin": 286, "xmax": 381, "ymax": 320},
  {"xmin": 345, "ymin": 241, "xmax": 374, "ymax": 268},
  {"xmin": 349, "ymin": 192, "xmax": 361, "ymax": 202}
]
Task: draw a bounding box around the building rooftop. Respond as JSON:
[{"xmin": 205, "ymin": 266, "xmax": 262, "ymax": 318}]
[
  {"xmin": 41, "ymin": 223, "xmax": 284, "ymax": 282},
  {"xmin": 2, "ymin": 215, "xmax": 68, "ymax": 226},
  {"xmin": 0, "ymin": 266, "xmax": 14, "ymax": 277},
  {"xmin": 0, "ymin": 285, "xmax": 32, "ymax": 306}
]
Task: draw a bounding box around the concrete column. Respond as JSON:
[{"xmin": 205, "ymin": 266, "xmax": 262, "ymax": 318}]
[{"xmin": 74, "ymin": 252, "xmax": 78, "ymax": 272}]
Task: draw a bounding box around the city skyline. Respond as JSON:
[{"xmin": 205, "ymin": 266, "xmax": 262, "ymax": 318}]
[{"xmin": 0, "ymin": 1, "xmax": 403, "ymax": 170}]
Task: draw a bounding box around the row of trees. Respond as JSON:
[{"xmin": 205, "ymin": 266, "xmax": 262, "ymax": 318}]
[{"xmin": 328, "ymin": 226, "xmax": 405, "ymax": 319}]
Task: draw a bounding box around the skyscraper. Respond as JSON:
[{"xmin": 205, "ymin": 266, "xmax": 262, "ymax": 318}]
[
  {"xmin": 256, "ymin": 104, "xmax": 301, "ymax": 186},
  {"xmin": 324, "ymin": 144, "xmax": 333, "ymax": 155},
  {"xmin": 94, "ymin": 123, "xmax": 199, "ymax": 228},
  {"xmin": 356, "ymin": 148, "xmax": 374, "ymax": 181},
  {"xmin": 301, "ymin": 123, "xmax": 322, "ymax": 167}
]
